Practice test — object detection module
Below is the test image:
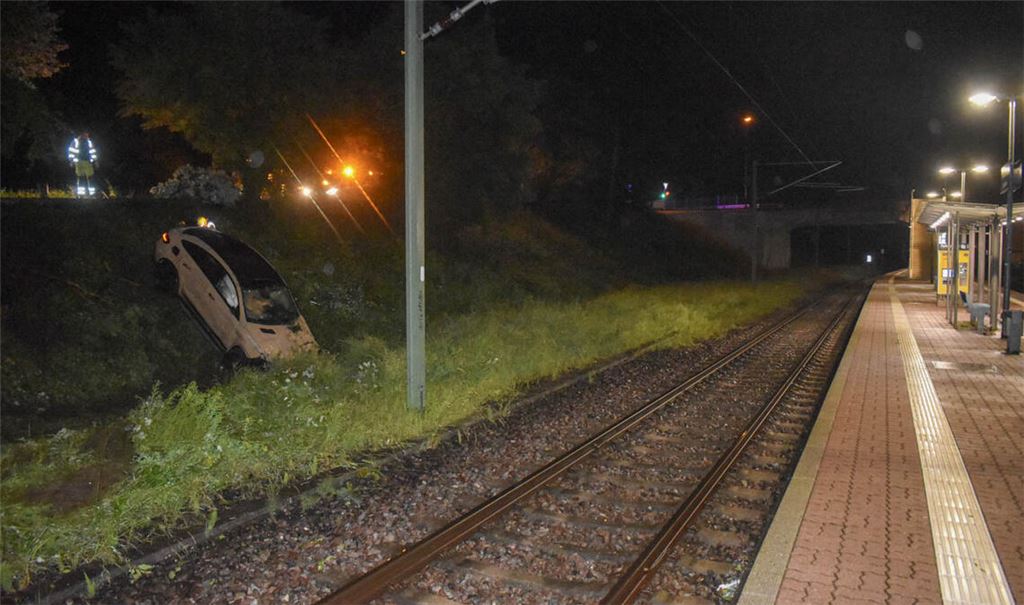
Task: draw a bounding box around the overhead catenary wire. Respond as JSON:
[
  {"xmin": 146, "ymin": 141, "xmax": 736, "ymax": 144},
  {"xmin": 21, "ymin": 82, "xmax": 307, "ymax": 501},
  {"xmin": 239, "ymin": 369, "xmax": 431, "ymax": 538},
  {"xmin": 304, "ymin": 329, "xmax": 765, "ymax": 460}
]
[{"xmin": 655, "ymin": 2, "xmax": 815, "ymax": 169}]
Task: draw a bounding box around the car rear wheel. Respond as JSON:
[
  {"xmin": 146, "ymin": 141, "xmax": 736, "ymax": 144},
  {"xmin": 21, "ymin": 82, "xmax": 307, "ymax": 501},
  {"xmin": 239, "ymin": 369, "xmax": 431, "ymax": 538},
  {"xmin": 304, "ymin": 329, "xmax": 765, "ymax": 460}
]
[
  {"xmin": 221, "ymin": 347, "xmax": 248, "ymax": 373},
  {"xmin": 154, "ymin": 259, "xmax": 178, "ymax": 293}
]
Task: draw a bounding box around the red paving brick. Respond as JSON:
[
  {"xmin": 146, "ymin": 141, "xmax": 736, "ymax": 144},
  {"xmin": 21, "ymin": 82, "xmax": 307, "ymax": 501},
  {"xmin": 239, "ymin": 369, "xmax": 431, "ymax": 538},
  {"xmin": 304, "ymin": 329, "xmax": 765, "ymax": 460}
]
[
  {"xmin": 776, "ymin": 282, "xmax": 941, "ymax": 604},
  {"xmin": 770, "ymin": 277, "xmax": 1023, "ymax": 604},
  {"xmin": 896, "ymin": 280, "xmax": 1024, "ymax": 602}
]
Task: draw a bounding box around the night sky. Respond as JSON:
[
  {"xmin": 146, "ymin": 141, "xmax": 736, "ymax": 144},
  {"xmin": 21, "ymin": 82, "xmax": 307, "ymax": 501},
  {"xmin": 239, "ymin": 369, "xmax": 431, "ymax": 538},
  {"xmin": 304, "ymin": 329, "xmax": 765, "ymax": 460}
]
[{"xmin": 31, "ymin": 1, "xmax": 1024, "ymax": 206}]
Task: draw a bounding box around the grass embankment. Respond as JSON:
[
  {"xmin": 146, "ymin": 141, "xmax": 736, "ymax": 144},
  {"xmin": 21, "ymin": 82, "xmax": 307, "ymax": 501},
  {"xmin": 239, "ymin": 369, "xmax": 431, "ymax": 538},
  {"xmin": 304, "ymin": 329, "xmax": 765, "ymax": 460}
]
[{"xmin": 1, "ymin": 199, "xmax": 807, "ymax": 590}]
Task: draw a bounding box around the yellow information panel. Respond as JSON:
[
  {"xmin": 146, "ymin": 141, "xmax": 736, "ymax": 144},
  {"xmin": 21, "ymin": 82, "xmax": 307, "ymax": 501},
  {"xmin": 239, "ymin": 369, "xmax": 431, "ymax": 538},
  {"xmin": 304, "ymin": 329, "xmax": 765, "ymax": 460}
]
[{"xmin": 936, "ymin": 249, "xmax": 969, "ymax": 296}]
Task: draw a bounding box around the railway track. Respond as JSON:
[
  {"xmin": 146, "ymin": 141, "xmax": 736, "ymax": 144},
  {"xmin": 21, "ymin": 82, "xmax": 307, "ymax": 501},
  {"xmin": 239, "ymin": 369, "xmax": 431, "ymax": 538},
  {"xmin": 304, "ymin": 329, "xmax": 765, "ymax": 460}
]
[{"xmin": 316, "ymin": 287, "xmax": 865, "ymax": 604}]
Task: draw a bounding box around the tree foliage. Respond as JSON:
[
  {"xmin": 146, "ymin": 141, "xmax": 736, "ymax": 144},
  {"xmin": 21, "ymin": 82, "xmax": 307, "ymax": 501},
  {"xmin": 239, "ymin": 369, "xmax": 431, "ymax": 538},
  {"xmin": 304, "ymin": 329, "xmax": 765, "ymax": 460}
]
[
  {"xmin": 335, "ymin": 11, "xmax": 545, "ymax": 231},
  {"xmin": 0, "ymin": 2, "xmax": 68, "ymax": 83},
  {"xmin": 110, "ymin": 3, "xmax": 342, "ymax": 170},
  {"xmin": 0, "ymin": 3, "xmax": 68, "ymax": 180}
]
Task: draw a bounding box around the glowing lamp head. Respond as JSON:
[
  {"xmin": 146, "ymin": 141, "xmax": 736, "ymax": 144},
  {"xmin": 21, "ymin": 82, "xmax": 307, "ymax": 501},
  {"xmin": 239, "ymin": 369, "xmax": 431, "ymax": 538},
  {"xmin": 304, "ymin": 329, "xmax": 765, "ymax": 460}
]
[
  {"xmin": 197, "ymin": 216, "xmax": 209, "ymax": 228},
  {"xmin": 950, "ymin": 191, "xmax": 962, "ymax": 199},
  {"xmin": 938, "ymin": 167, "xmax": 956, "ymax": 175},
  {"xmin": 968, "ymin": 92, "xmax": 998, "ymax": 106},
  {"xmin": 741, "ymin": 114, "xmax": 755, "ymax": 125},
  {"xmin": 925, "ymin": 191, "xmax": 939, "ymax": 198},
  {"xmin": 343, "ymin": 166, "xmax": 355, "ymax": 178},
  {"xmin": 321, "ymin": 179, "xmax": 329, "ymax": 186},
  {"xmin": 325, "ymin": 187, "xmax": 338, "ymax": 196},
  {"xmin": 368, "ymin": 170, "xmax": 374, "ymax": 176},
  {"xmin": 971, "ymin": 164, "xmax": 989, "ymax": 173},
  {"xmin": 161, "ymin": 232, "xmax": 170, "ymax": 243},
  {"xmin": 301, "ymin": 186, "xmax": 313, "ymax": 197}
]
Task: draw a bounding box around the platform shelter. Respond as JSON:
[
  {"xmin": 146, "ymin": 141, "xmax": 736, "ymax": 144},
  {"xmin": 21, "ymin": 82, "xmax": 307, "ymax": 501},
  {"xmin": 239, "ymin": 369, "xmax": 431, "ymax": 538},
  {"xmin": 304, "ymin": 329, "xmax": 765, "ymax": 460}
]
[{"xmin": 908, "ymin": 197, "xmax": 1024, "ymax": 335}]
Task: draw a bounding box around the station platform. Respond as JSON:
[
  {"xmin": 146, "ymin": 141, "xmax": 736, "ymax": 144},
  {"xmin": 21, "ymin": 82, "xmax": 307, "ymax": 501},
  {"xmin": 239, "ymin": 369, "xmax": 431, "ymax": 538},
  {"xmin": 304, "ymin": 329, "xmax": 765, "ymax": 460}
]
[{"xmin": 740, "ymin": 274, "xmax": 1023, "ymax": 605}]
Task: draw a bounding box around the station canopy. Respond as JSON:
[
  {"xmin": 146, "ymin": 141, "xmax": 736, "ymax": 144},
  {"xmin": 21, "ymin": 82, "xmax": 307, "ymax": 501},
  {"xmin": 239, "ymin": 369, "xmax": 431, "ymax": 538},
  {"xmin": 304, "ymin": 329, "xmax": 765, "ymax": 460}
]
[{"xmin": 914, "ymin": 199, "xmax": 1024, "ymax": 230}]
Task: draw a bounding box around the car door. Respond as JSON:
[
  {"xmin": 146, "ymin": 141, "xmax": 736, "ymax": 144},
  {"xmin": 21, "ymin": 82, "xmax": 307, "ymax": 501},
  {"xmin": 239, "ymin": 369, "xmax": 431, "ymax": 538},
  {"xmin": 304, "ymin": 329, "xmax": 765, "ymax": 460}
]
[{"xmin": 180, "ymin": 240, "xmax": 242, "ymax": 350}]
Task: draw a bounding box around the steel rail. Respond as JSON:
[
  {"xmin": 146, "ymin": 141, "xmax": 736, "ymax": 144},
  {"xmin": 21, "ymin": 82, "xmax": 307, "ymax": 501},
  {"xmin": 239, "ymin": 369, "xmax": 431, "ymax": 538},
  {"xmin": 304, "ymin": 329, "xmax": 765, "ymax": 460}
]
[
  {"xmin": 316, "ymin": 303, "xmax": 821, "ymax": 604},
  {"xmin": 601, "ymin": 294, "xmax": 857, "ymax": 604}
]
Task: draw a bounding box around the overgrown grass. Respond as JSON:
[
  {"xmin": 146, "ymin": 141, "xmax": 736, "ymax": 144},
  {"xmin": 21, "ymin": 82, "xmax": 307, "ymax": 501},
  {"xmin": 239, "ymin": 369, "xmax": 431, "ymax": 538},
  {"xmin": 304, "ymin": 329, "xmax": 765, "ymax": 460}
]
[
  {"xmin": 0, "ymin": 278, "xmax": 806, "ymax": 590},
  {"xmin": 0, "ymin": 189, "xmax": 77, "ymax": 199}
]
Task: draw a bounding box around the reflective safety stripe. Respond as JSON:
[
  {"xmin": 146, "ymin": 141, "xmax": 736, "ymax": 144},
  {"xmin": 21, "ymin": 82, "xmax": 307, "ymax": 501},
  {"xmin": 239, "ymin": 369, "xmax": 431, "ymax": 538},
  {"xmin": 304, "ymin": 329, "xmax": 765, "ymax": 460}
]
[{"xmin": 888, "ymin": 277, "xmax": 1013, "ymax": 605}]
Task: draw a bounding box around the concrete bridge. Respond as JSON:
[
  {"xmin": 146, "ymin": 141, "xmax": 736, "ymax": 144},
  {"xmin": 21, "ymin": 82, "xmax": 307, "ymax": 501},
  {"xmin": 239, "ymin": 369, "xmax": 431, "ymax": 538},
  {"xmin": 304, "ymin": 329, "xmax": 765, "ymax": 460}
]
[{"xmin": 657, "ymin": 206, "xmax": 905, "ymax": 269}]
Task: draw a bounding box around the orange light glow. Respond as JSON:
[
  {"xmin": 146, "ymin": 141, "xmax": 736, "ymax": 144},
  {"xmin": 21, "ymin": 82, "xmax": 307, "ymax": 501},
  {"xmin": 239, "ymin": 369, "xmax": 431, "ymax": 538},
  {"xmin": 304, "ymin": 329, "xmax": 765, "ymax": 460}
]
[
  {"xmin": 326, "ymin": 169, "xmax": 333, "ymax": 175},
  {"xmin": 197, "ymin": 216, "xmax": 209, "ymax": 228},
  {"xmin": 161, "ymin": 232, "xmax": 169, "ymax": 243},
  {"xmin": 741, "ymin": 114, "xmax": 755, "ymax": 125},
  {"xmin": 343, "ymin": 166, "xmax": 355, "ymax": 178},
  {"xmin": 368, "ymin": 170, "xmax": 374, "ymax": 176},
  {"xmin": 321, "ymin": 179, "xmax": 329, "ymax": 186}
]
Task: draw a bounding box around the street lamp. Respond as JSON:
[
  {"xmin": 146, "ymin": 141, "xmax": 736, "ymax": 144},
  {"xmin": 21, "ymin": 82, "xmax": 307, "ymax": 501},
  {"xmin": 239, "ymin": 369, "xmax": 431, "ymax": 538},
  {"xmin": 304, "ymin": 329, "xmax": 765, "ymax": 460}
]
[
  {"xmin": 740, "ymin": 113, "xmax": 756, "ymax": 201},
  {"xmin": 937, "ymin": 164, "xmax": 989, "ymax": 202},
  {"xmin": 970, "ymin": 90, "xmax": 1018, "ymax": 341},
  {"xmin": 926, "ymin": 191, "xmax": 940, "ymax": 198}
]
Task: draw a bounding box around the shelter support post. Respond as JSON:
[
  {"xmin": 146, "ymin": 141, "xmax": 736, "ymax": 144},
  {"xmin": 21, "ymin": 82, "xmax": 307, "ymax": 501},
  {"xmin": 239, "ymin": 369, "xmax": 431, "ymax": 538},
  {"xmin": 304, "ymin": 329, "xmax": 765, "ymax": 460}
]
[
  {"xmin": 951, "ymin": 212, "xmax": 960, "ymax": 327},
  {"xmin": 946, "ymin": 219, "xmax": 954, "ymax": 324},
  {"xmin": 980, "ymin": 226, "xmax": 989, "ymax": 308},
  {"xmin": 968, "ymin": 227, "xmax": 977, "ymax": 303}
]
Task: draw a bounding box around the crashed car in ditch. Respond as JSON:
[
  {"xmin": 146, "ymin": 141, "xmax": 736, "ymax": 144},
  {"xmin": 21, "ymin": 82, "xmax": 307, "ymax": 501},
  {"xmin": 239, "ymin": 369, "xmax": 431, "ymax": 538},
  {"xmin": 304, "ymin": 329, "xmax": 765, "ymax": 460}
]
[{"xmin": 154, "ymin": 223, "xmax": 317, "ymax": 366}]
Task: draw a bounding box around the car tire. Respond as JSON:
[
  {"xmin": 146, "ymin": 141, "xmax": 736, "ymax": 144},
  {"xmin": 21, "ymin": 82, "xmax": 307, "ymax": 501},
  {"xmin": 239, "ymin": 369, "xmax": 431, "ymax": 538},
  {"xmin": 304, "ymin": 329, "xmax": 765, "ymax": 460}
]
[
  {"xmin": 221, "ymin": 347, "xmax": 248, "ymax": 373},
  {"xmin": 154, "ymin": 259, "xmax": 179, "ymax": 293}
]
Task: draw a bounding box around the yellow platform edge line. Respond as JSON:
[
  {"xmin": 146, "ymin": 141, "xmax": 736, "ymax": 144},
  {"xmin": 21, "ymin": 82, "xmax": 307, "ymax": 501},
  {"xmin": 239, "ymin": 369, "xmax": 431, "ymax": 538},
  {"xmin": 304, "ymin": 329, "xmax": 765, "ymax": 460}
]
[{"xmin": 888, "ymin": 275, "xmax": 1015, "ymax": 605}]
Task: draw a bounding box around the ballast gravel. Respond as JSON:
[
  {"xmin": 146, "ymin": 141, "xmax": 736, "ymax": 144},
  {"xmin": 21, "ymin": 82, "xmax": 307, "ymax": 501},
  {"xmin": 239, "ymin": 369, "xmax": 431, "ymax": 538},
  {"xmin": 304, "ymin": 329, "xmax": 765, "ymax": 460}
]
[{"xmin": 53, "ymin": 305, "xmax": 808, "ymax": 605}]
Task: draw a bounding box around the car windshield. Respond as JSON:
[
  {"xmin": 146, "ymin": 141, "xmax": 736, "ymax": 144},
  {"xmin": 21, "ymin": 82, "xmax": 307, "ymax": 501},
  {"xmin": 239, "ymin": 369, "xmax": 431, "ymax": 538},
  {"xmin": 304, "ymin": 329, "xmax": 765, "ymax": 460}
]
[{"xmin": 243, "ymin": 280, "xmax": 300, "ymax": 325}]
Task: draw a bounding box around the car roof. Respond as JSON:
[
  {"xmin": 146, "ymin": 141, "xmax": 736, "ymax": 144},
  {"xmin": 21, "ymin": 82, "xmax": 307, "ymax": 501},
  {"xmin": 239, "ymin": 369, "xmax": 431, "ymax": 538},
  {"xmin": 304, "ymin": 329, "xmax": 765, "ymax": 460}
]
[{"xmin": 182, "ymin": 228, "xmax": 284, "ymax": 286}]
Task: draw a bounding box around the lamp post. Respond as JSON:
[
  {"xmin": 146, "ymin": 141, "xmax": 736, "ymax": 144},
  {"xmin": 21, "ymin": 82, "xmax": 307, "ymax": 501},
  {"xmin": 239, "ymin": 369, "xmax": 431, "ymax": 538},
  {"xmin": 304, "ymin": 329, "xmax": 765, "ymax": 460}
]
[
  {"xmin": 970, "ymin": 92, "xmax": 1018, "ymax": 341},
  {"xmin": 740, "ymin": 113, "xmax": 756, "ymax": 201},
  {"xmin": 938, "ymin": 164, "xmax": 988, "ymax": 202}
]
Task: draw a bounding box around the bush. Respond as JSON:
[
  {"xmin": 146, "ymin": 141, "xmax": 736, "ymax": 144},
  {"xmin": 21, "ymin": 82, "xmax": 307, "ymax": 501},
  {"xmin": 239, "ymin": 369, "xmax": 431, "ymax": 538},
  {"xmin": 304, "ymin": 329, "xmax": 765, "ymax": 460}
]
[{"xmin": 150, "ymin": 165, "xmax": 240, "ymax": 207}]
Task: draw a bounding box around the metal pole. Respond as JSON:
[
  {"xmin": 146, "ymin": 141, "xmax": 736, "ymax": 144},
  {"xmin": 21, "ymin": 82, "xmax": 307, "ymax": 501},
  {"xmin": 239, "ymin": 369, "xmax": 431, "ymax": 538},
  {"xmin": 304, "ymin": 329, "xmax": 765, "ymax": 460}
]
[
  {"xmin": 1001, "ymin": 97, "xmax": 1017, "ymax": 339},
  {"xmin": 952, "ymin": 212, "xmax": 960, "ymax": 327},
  {"xmin": 992, "ymin": 218, "xmax": 1003, "ymax": 331},
  {"xmin": 947, "ymin": 219, "xmax": 954, "ymax": 323},
  {"xmin": 961, "ymin": 169, "xmax": 967, "ymax": 203},
  {"xmin": 968, "ymin": 227, "xmax": 977, "ymax": 303},
  {"xmin": 404, "ymin": 0, "xmax": 426, "ymax": 412},
  {"xmin": 751, "ymin": 160, "xmax": 758, "ymax": 282}
]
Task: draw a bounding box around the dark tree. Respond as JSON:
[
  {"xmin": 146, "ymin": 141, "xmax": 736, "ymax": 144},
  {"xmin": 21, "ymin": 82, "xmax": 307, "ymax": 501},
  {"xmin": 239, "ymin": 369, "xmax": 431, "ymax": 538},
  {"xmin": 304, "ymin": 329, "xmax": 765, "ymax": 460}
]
[
  {"xmin": 337, "ymin": 11, "xmax": 544, "ymax": 234},
  {"xmin": 0, "ymin": 2, "xmax": 69, "ymax": 187},
  {"xmin": 110, "ymin": 3, "xmax": 343, "ymax": 184},
  {"xmin": 0, "ymin": 2, "xmax": 68, "ymax": 83}
]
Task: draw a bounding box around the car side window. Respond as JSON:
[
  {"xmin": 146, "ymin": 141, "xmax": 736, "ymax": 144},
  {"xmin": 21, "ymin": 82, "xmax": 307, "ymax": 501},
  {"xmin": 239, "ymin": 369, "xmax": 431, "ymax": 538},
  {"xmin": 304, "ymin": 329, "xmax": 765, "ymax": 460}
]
[{"xmin": 182, "ymin": 241, "xmax": 239, "ymax": 314}]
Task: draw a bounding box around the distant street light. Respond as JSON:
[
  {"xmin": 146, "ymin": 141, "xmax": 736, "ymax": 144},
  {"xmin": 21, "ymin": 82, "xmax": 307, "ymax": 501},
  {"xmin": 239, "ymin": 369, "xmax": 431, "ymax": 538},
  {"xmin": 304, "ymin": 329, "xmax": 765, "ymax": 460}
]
[
  {"xmin": 936, "ymin": 164, "xmax": 990, "ymax": 202},
  {"xmin": 949, "ymin": 191, "xmax": 963, "ymax": 199},
  {"xmin": 926, "ymin": 191, "xmax": 940, "ymax": 198},
  {"xmin": 970, "ymin": 90, "xmax": 1018, "ymax": 342}
]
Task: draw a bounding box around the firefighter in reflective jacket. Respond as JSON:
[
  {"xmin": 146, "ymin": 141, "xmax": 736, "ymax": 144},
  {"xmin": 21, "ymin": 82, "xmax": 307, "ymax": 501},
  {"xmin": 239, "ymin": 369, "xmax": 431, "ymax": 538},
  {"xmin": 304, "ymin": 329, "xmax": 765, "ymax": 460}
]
[{"xmin": 68, "ymin": 133, "xmax": 98, "ymax": 197}]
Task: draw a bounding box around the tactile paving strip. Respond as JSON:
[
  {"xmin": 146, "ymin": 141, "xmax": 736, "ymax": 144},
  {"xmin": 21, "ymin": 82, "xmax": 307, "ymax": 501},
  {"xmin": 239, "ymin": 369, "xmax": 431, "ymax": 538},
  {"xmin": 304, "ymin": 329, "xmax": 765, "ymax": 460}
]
[{"xmin": 888, "ymin": 278, "xmax": 1014, "ymax": 605}]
